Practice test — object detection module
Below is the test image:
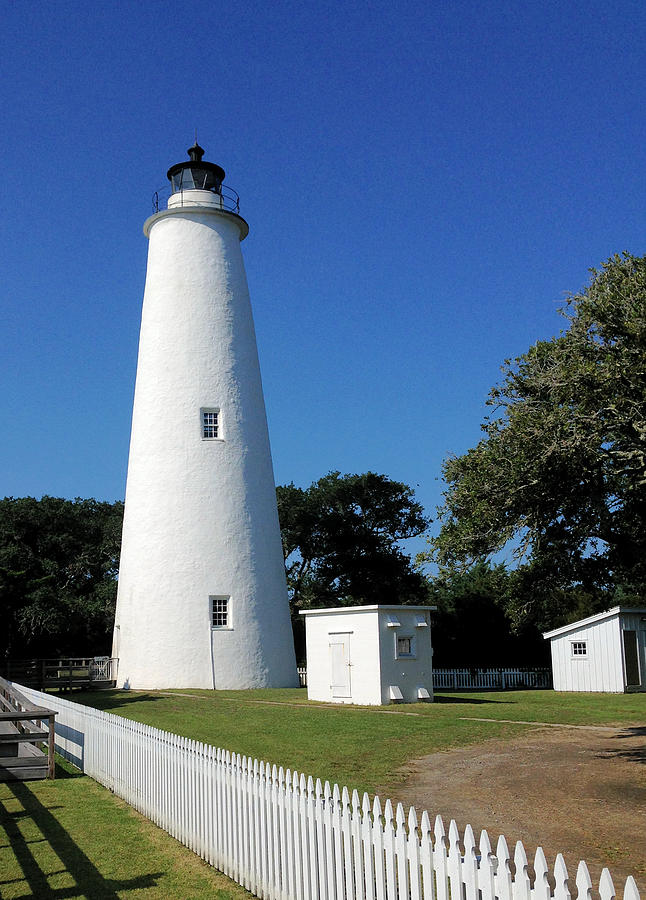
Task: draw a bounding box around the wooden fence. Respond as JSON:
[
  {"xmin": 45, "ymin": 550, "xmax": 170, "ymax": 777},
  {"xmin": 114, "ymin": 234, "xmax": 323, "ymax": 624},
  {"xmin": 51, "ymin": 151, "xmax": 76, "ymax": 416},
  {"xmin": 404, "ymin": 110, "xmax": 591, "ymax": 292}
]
[
  {"xmin": 0, "ymin": 657, "xmax": 118, "ymax": 691},
  {"xmin": 14, "ymin": 683, "xmax": 639, "ymax": 900},
  {"xmin": 432, "ymin": 668, "xmax": 552, "ymax": 690},
  {"xmin": 0, "ymin": 678, "xmax": 56, "ymax": 780},
  {"xmin": 296, "ymin": 667, "xmax": 552, "ymax": 690}
]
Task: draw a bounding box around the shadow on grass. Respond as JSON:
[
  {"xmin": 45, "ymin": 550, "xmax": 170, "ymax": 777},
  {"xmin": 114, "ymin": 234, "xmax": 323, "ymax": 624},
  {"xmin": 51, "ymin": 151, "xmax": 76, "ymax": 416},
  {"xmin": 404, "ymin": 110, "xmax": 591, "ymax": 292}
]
[
  {"xmin": 70, "ymin": 690, "xmax": 165, "ymax": 712},
  {"xmin": 0, "ymin": 780, "xmax": 164, "ymax": 898},
  {"xmin": 432, "ymin": 694, "xmax": 511, "ymax": 705},
  {"xmin": 53, "ymin": 755, "xmax": 84, "ymax": 779}
]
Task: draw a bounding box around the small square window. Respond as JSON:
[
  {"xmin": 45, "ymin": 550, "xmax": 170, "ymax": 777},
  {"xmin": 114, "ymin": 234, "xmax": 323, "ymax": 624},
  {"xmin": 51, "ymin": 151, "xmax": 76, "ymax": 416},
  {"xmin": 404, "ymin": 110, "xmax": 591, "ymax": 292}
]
[
  {"xmin": 396, "ymin": 636, "xmax": 415, "ymax": 658},
  {"xmin": 202, "ymin": 409, "xmax": 220, "ymax": 440},
  {"xmin": 211, "ymin": 596, "xmax": 230, "ymax": 628},
  {"xmin": 571, "ymin": 641, "xmax": 587, "ymax": 657},
  {"xmin": 201, "ymin": 408, "xmax": 221, "ymax": 440}
]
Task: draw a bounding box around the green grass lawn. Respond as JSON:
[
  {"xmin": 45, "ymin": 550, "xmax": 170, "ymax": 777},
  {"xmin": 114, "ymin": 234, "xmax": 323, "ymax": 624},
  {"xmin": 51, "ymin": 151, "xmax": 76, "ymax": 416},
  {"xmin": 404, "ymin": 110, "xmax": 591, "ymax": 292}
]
[
  {"xmin": 72, "ymin": 688, "xmax": 646, "ymax": 796},
  {"xmin": 0, "ymin": 757, "xmax": 251, "ymax": 899}
]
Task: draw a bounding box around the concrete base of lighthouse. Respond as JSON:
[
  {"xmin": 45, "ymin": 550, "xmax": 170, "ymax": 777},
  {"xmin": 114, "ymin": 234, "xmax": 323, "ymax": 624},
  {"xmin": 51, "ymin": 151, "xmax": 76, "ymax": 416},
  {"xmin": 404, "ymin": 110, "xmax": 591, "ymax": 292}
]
[{"xmin": 112, "ymin": 175, "xmax": 298, "ymax": 691}]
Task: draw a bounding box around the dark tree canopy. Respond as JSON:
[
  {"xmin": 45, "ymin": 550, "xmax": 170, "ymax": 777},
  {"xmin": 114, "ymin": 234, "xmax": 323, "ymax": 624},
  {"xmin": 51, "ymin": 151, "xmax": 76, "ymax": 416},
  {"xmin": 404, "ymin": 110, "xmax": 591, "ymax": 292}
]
[
  {"xmin": 277, "ymin": 471, "xmax": 430, "ymax": 619},
  {"xmin": 421, "ymin": 253, "xmax": 646, "ymax": 632},
  {"xmin": 0, "ymin": 496, "xmax": 123, "ymax": 658},
  {"xmin": 428, "ymin": 562, "xmax": 549, "ymax": 666}
]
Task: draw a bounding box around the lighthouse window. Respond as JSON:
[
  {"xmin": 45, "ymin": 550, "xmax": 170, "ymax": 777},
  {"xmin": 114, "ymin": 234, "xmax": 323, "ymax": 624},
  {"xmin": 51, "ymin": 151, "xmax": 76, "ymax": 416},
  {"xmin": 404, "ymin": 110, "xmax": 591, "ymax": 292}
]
[
  {"xmin": 201, "ymin": 408, "xmax": 221, "ymax": 439},
  {"xmin": 211, "ymin": 596, "xmax": 230, "ymax": 628}
]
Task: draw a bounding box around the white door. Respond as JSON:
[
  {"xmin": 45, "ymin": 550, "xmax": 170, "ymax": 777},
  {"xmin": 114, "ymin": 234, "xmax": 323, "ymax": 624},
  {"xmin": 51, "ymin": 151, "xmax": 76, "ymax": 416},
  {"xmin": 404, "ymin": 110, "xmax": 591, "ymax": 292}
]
[{"xmin": 329, "ymin": 634, "xmax": 351, "ymax": 698}]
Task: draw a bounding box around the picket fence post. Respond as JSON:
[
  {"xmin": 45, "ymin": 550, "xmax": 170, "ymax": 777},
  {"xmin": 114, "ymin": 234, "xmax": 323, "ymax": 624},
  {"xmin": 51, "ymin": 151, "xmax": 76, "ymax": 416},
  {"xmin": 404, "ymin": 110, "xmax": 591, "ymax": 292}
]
[
  {"xmin": 372, "ymin": 795, "xmax": 386, "ymax": 900},
  {"xmin": 478, "ymin": 830, "xmax": 496, "ymax": 900}
]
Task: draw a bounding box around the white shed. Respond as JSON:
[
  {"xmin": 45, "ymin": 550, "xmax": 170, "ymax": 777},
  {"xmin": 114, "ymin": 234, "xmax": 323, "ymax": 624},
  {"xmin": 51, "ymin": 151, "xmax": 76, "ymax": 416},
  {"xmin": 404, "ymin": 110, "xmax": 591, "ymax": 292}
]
[
  {"xmin": 299, "ymin": 605, "xmax": 434, "ymax": 705},
  {"xmin": 543, "ymin": 606, "xmax": 646, "ymax": 692}
]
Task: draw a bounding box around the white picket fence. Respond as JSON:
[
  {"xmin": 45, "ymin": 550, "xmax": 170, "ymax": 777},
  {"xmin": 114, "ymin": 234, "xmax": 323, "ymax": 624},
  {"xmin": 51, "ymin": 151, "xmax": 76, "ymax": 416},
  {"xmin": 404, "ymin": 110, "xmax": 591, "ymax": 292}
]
[
  {"xmin": 432, "ymin": 668, "xmax": 552, "ymax": 690},
  {"xmin": 15, "ymin": 683, "xmax": 639, "ymax": 900},
  {"xmin": 296, "ymin": 667, "xmax": 552, "ymax": 690}
]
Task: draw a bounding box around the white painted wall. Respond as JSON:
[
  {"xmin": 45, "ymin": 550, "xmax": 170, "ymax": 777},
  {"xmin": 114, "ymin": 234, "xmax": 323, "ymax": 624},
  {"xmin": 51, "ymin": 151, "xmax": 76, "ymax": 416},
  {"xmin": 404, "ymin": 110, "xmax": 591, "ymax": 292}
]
[
  {"xmin": 113, "ymin": 188, "xmax": 297, "ymax": 690},
  {"xmin": 545, "ymin": 608, "xmax": 646, "ymax": 692},
  {"xmin": 303, "ymin": 608, "xmax": 382, "ymax": 704},
  {"xmin": 549, "ymin": 615, "xmax": 623, "ymax": 692},
  {"xmin": 377, "ymin": 607, "xmax": 433, "ymax": 704},
  {"xmin": 301, "ymin": 606, "xmax": 434, "ymax": 705}
]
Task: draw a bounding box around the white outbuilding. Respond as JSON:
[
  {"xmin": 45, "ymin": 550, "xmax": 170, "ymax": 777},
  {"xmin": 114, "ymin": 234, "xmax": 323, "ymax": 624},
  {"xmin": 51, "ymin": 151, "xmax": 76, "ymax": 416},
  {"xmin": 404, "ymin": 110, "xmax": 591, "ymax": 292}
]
[
  {"xmin": 300, "ymin": 605, "xmax": 434, "ymax": 705},
  {"xmin": 543, "ymin": 606, "xmax": 646, "ymax": 692}
]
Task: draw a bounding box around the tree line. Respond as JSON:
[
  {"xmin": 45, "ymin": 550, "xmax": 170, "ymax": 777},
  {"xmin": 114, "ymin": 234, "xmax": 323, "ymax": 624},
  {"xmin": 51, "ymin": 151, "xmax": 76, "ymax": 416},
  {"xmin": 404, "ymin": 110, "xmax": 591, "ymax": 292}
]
[
  {"xmin": 0, "ymin": 483, "xmax": 543, "ymax": 666},
  {"xmin": 2, "ymin": 253, "xmax": 643, "ymax": 666}
]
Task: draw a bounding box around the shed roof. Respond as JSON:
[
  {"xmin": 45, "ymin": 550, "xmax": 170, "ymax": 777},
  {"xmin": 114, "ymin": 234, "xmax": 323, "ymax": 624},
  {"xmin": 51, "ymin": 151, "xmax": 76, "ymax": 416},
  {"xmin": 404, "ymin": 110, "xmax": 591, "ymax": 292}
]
[
  {"xmin": 543, "ymin": 606, "xmax": 646, "ymax": 640},
  {"xmin": 299, "ymin": 605, "xmax": 435, "ymax": 617}
]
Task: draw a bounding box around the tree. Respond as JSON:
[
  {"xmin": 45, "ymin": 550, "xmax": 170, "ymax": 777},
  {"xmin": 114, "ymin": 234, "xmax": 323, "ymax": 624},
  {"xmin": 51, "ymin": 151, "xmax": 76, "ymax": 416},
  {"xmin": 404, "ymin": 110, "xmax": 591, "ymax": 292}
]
[
  {"xmin": 428, "ymin": 561, "xmax": 548, "ymax": 666},
  {"xmin": 420, "ymin": 253, "xmax": 646, "ymax": 632},
  {"xmin": 0, "ymin": 496, "xmax": 123, "ymax": 658},
  {"xmin": 277, "ymin": 472, "xmax": 430, "ymax": 626}
]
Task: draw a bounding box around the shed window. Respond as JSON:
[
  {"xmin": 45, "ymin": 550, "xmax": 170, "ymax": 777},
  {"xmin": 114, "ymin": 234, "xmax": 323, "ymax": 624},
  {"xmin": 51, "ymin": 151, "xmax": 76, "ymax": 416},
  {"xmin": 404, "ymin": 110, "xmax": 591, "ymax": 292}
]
[
  {"xmin": 396, "ymin": 636, "xmax": 415, "ymax": 658},
  {"xmin": 571, "ymin": 641, "xmax": 587, "ymax": 657}
]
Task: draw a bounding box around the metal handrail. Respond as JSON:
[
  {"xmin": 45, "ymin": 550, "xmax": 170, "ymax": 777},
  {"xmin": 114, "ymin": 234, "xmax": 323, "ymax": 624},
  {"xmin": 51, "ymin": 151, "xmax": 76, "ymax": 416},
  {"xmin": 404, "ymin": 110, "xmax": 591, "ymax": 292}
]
[{"xmin": 152, "ymin": 183, "xmax": 241, "ymax": 215}]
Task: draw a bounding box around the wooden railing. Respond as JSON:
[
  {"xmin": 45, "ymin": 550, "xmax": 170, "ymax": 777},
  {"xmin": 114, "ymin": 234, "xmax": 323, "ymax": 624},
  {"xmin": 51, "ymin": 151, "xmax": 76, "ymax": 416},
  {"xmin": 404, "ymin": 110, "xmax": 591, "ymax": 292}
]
[
  {"xmin": 296, "ymin": 667, "xmax": 552, "ymax": 690},
  {"xmin": 0, "ymin": 677, "xmax": 57, "ymax": 780},
  {"xmin": 0, "ymin": 658, "xmax": 118, "ymax": 691},
  {"xmin": 432, "ymin": 667, "xmax": 552, "ymax": 690}
]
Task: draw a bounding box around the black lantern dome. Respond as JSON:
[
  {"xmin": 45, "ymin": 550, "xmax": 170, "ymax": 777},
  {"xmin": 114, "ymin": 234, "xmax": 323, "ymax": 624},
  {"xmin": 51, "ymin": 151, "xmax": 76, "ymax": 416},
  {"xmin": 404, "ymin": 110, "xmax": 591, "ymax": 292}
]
[{"xmin": 167, "ymin": 142, "xmax": 225, "ymax": 195}]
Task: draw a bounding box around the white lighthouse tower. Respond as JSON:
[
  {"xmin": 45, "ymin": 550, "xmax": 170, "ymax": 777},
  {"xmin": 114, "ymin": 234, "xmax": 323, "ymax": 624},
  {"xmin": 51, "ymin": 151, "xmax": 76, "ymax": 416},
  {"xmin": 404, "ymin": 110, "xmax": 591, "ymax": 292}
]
[{"xmin": 112, "ymin": 143, "xmax": 298, "ymax": 690}]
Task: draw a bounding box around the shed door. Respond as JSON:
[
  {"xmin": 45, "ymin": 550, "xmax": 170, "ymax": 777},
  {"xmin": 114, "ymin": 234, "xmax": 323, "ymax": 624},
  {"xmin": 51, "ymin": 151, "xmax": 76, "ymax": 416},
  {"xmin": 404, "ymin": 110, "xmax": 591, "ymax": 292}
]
[
  {"xmin": 329, "ymin": 634, "xmax": 351, "ymax": 698},
  {"xmin": 623, "ymin": 630, "xmax": 640, "ymax": 687}
]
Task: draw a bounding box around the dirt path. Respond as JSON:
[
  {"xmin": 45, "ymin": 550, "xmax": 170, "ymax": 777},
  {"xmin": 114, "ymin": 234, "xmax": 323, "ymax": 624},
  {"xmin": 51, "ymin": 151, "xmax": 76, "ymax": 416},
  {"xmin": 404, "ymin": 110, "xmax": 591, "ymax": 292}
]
[{"xmin": 384, "ymin": 723, "xmax": 646, "ymax": 894}]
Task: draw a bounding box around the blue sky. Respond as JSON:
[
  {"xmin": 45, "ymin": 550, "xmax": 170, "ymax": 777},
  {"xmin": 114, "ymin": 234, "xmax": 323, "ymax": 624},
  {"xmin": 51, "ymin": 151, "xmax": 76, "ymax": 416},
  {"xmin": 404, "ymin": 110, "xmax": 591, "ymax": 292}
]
[{"xmin": 2, "ymin": 0, "xmax": 645, "ymax": 559}]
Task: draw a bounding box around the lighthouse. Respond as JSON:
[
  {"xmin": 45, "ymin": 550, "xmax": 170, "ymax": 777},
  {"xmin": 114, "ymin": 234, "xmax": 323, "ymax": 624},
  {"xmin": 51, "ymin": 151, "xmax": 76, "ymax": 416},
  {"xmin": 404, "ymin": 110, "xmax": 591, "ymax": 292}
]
[{"xmin": 112, "ymin": 144, "xmax": 298, "ymax": 690}]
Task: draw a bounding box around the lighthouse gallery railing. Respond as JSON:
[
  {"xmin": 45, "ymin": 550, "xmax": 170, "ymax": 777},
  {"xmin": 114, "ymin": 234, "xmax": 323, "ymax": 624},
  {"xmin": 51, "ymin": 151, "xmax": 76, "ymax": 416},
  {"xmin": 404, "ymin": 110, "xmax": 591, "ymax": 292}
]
[{"xmin": 152, "ymin": 183, "xmax": 241, "ymax": 215}]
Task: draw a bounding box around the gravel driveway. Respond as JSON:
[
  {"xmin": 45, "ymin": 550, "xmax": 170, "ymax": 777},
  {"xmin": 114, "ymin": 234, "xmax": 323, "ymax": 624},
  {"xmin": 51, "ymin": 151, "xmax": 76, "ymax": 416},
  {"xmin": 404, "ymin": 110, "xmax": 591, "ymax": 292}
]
[{"xmin": 384, "ymin": 722, "xmax": 646, "ymax": 895}]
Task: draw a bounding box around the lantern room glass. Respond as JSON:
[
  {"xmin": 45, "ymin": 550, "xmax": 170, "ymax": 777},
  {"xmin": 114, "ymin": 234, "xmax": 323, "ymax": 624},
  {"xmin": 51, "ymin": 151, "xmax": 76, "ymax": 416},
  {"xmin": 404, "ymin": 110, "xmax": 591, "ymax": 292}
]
[{"xmin": 170, "ymin": 167, "xmax": 223, "ymax": 194}]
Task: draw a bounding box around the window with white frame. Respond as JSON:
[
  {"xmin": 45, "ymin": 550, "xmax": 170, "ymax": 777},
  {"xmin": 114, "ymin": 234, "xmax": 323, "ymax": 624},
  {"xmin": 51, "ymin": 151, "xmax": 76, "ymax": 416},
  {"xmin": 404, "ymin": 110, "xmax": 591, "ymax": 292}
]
[
  {"xmin": 396, "ymin": 635, "xmax": 415, "ymax": 658},
  {"xmin": 211, "ymin": 595, "xmax": 230, "ymax": 628},
  {"xmin": 201, "ymin": 408, "xmax": 221, "ymax": 440},
  {"xmin": 571, "ymin": 640, "xmax": 587, "ymax": 657}
]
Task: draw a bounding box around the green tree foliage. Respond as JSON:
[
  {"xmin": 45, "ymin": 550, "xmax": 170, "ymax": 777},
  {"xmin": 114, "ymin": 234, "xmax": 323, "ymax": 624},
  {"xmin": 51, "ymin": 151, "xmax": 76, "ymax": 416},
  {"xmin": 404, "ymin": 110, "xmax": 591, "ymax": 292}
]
[
  {"xmin": 428, "ymin": 562, "xmax": 548, "ymax": 665},
  {"xmin": 421, "ymin": 253, "xmax": 646, "ymax": 632},
  {"xmin": 277, "ymin": 471, "xmax": 430, "ymax": 620},
  {"xmin": 0, "ymin": 496, "xmax": 123, "ymax": 658}
]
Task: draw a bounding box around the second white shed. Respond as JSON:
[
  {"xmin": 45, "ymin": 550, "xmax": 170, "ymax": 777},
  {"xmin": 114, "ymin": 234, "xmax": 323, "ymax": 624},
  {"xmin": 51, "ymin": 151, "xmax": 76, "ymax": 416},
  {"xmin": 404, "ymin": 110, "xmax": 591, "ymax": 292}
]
[
  {"xmin": 300, "ymin": 605, "xmax": 434, "ymax": 705},
  {"xmin": 543, "ymin": 606, "xmax": 646, "ymax": 692}
]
